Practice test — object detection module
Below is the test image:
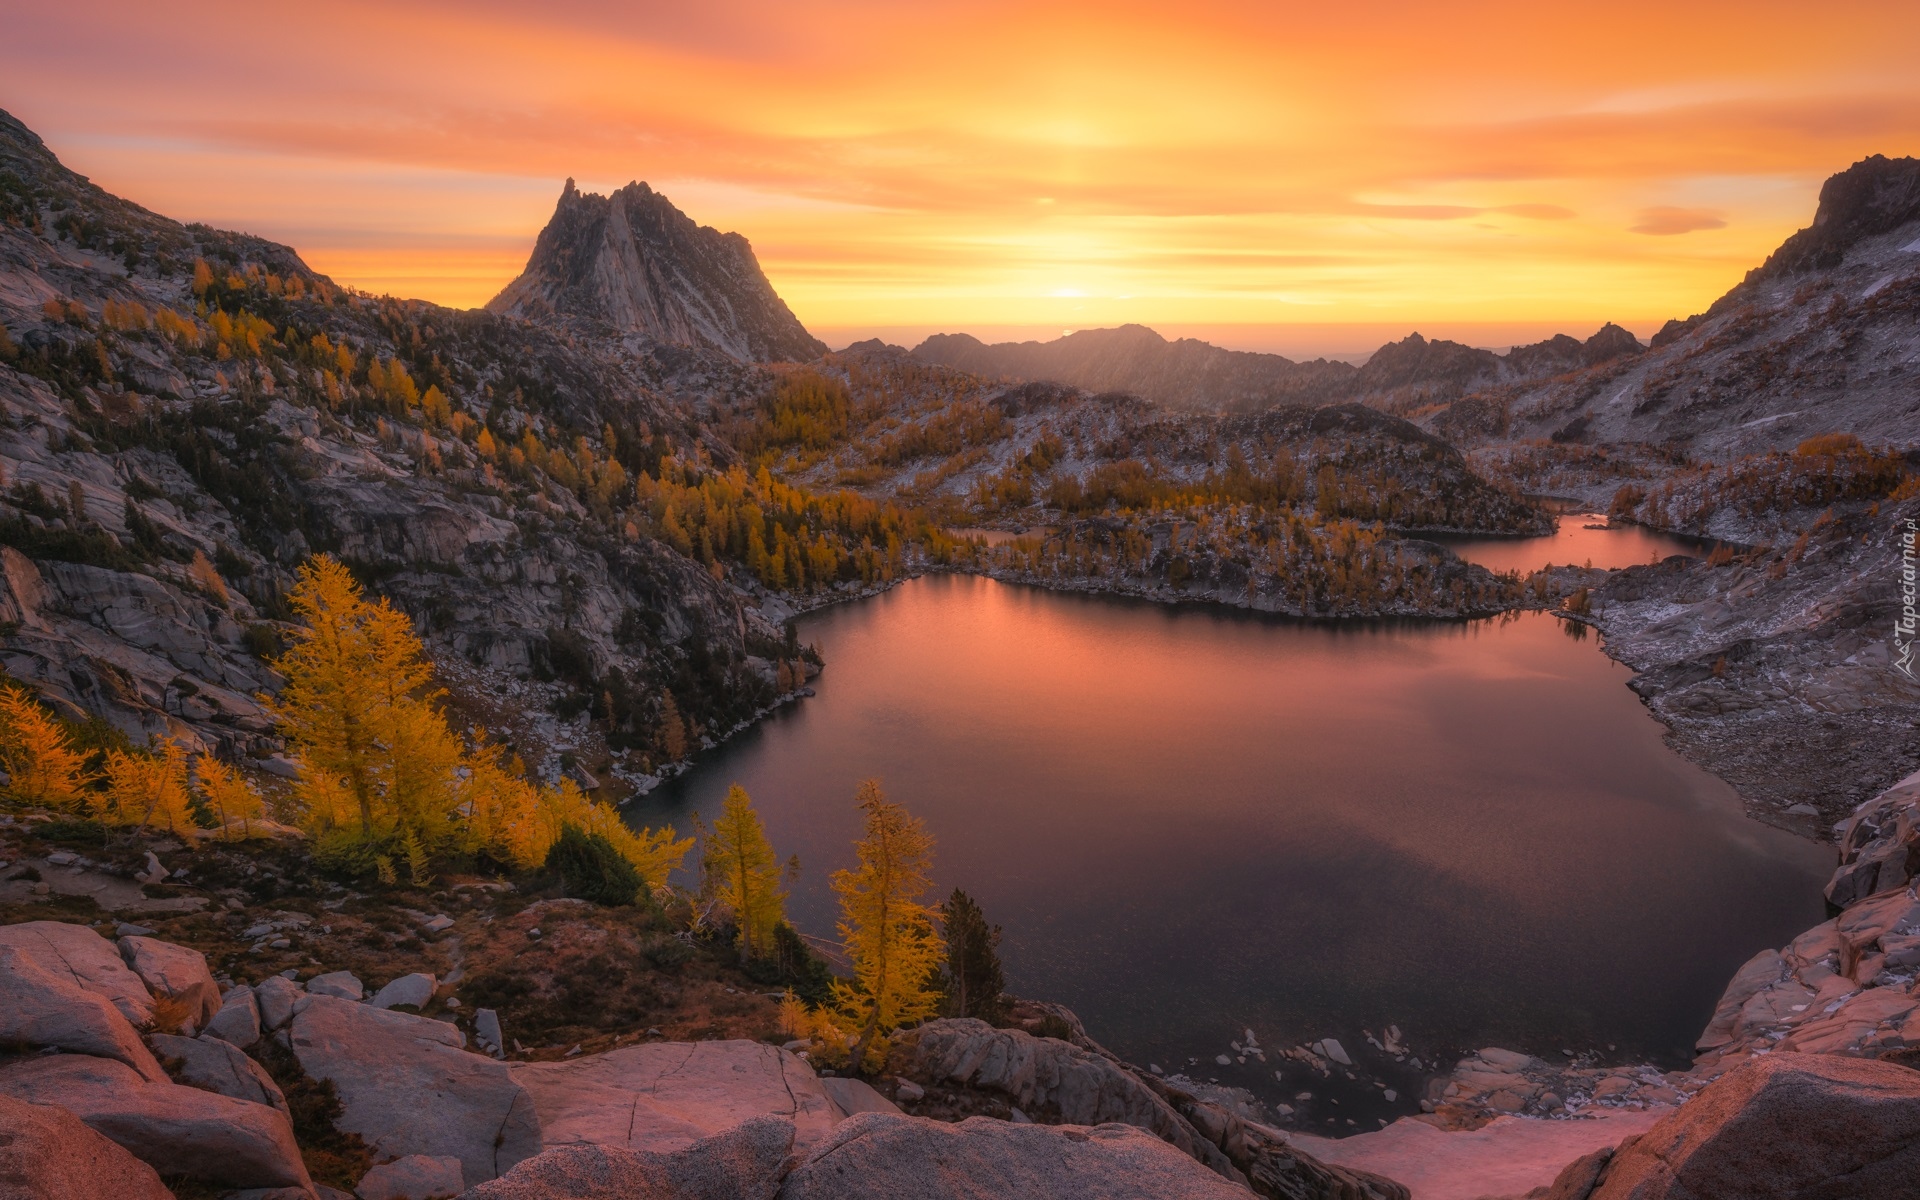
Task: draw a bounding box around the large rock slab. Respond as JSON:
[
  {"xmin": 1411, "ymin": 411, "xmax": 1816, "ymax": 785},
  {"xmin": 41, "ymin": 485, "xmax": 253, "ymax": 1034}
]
[
  {"xmin": 152, "ymin": 1031, "xmax": 290, "ymax": 1115},
  {"xmin": 0, "ymin": 1094, "xmax": 174, "ymax": 1200},
  {"xmin": 457, "ymin": 1116, "xmax": 793, "ymax": 1200},
  {"xmin": 0, "ymin": 943, "xmax": 167, "ymax": 1081},
  {"xmin": 509, "ymin": 1041, "xmax": 842, "ymax": 1156},
  {"xmin": 119, "ymin": 934, "xmax": 221, "ymax": 1028},
  {"xmin": 290, "ymin": 993, "xmax": 537, "ymax": 1188},
  {"xmin": 0, "ymin": 1053, "xmax": 310, "ymax": 1189},
  {"xmin": 1290, "ymin": 1108, "xmax": 1667, "ymax": 1200},
  {"xmin": 0, "ymin": 920, "xmax": 154, "ymax": 1024},
  {"xmin": 890, "ymin": 1018, "xmax": 1235, "ymax": 1176},
  {"xmin": 774, "ymin": 1112, "xmax": 1251, "ymax": 1200},
  {"xmin": 1574, "ymin": 1052, "xmax": 1920, "ymax": 1199}
]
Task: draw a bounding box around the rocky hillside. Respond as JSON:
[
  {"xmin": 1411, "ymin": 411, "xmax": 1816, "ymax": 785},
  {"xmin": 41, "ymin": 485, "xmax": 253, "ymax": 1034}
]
[
  {"xmin": 1576, "ymin": 492, "xmax": 1920, "ymax": 827},
  {"xmin": 0, "ymin": 107, "xmax": 806, "ymax": 783},
  {"xmin": 906, "ymin": 322, "xmax": 1645, "ymax": 415},
  {"xmin": 487, "ymin": 180, "xmax": 826, "ymax": 363},
  {"xmin": 1434, "ymin": 155, "xmax": 1920, "ymax": 459},
  {"xmin": 781, "ymin": 345, "xmax": 1548, "ymax": 536}
]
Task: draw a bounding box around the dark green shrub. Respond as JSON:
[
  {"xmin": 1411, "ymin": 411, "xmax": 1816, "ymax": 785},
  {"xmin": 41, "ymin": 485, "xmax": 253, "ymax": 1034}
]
[{"xmin": 544, "ymin": 825, "xmax": 641, "ymax": 906}]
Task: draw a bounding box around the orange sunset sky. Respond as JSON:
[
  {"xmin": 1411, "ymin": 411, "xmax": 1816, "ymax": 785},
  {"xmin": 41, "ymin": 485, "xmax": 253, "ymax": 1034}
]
[{"xmin": 3, "ymin": 0, "xmax": 1916, "ymax": 355}]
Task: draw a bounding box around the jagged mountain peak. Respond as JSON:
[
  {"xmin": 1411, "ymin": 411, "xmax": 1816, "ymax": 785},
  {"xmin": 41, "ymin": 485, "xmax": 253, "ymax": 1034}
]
[
  {"xmin": 1749, "ymin": 153, "xmax": 1920, "ymax": 282},
  {"xmin": 487, "ymin": 177, "xmax": 825, "ymax": 364}
]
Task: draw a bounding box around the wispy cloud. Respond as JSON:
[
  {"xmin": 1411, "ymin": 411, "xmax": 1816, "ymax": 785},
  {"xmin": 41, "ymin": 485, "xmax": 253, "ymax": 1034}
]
[
  {"xmin": 2, "ymin": 0, "xmax": 1911, "ymax": 323},
  {"xmin": 1630, "ymin": 206, "xmax": 1730, "ymax": 236}
]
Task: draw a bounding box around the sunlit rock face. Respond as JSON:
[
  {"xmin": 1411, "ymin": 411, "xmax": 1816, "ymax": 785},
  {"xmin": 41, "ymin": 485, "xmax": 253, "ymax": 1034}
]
[{"xmin": 488, "ymin": 179, "xmax": 826, "ymax": 364}]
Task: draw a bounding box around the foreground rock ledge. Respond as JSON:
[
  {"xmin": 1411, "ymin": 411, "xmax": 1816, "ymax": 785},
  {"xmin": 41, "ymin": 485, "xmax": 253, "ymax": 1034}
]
[
  {"xmin": 1543, "ymin": 1052, "xmax": 1920, "ymax": 1200},
  {"xmin": 777, "ymin": 1111, "xmax": 1254, "ymax": 1200}
]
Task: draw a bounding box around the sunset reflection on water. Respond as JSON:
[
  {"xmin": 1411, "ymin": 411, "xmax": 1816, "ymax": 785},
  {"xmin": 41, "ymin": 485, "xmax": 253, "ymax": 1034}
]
[{"xmin": 639, "ymin": 574, "xmax": 1826, "ymax": 1110}]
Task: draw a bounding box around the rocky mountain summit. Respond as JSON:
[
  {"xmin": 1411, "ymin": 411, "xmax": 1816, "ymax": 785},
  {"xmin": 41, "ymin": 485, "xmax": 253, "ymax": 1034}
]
[
  {"xmin": 0, "ymin": 107, "xmax": 810, "ymax": 781},
  {"xmin": 487, "ymin": 180, "xmax": 825, "ymax": 363}
]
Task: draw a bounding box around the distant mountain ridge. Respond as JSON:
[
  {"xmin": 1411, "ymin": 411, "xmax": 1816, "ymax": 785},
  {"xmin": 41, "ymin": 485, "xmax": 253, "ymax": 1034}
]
[
  {"xmin": 488, "ymin": 179, "xmax": 825, "ymax": 363},
  {"xmin": 906, "ymin": 321, "xmax": 1645, "ymax": 413},
  {"xmin": 909, "ymin": 325, "xmax": 1354, "ymax": 412},
  {"xmin": 1445, "ymin": 153, "xmax": 1920, "ymax": 458}
]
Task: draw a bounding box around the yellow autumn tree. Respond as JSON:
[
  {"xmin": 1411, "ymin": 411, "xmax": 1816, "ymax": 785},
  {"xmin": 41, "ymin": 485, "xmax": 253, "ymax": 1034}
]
[
  {"xmin": 705, "ymin": 784, "xmax": 785, "ymax": 961},
  {"xmin": 459, "ymin": 745, "xmax": 548, "ymax": 869},
  {"xmin": 0, "ymin": 685, "xmax": 95, "ymax": 810},
  {"xmin": 194, "ymin": 755, "xmax": 264, "ymax": 840},
  {"xmin": 102, "ymin": 742, "xmax": 196, "ymax": 838},
  {"xmin": 831, "ymin": 779, "xmax": 944, "ymax": 1072},
  {"xmin": 659, "ymin": 692, "xmax": 689, "ymax": 762},
  {"xmin": 265, "ymin": 556, "xmax": 463, "ymax": 852},
  {"xmin": 533, "ymin": 777, "xmax": 692, "ymax": 893}
]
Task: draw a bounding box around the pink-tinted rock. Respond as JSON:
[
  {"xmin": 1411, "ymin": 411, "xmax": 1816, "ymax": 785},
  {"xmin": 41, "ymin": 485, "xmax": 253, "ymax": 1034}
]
[
  {"xmin": 457, "ymin": 1116, "xmax": 793, "ymax": 1200},
  {"xmin": 118, "ymin": 934, "xmax": 221, "ymax": 1028},
  {"xmin": 1291, "ymin": 1108, "xmax": 1666, "ymax": 1200},
  {"xmin": 358, "ymin": 1153, "xmax": 467, "ymax": 1200},
  {"xmin": 1584, "ymin": 1052, "xmax": 1920, "ymax": 1199},
  {"xmin": 152, "ymin": 1031, "xmax": 290, "ymax": 1115},
  {"xmin": 290, "ymin": 993, "xmax": 535, "ymax": 1188},
  {"xmin": 0, "ymin": 1053, "xmax": 311, "ymax": 1189},
  {"xmin": 0, "ymin": 920, "xmax": 153, "ymax": 1024},
  {"xmin": 509, "ymin": 1041, "xmax": 841, "ymax": 1157},
  {"xmin": 774, "ymin": 1112, "xmax": 1251, "ymax": 1200},
  {"xmin": 0, "ymin": 1093, "xmax": 173, "ymax": 1200},
  {"xmin": 205, "ymin": 981, "xmax": 263, "ymax": 1048},
  {"xmin": 0, "ymin": 943, "xmax": 167, "ymax": 1081}
]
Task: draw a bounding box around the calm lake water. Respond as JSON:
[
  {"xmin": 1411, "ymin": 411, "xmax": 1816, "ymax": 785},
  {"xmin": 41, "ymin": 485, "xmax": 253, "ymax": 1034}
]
[
  {"xmin": 1430, "ymin": 513, "xmax": 1711, "ymax": 574},
  {"xmin": 635, "ymin": 575, "xmax": 1827, "ymax": 1122}
]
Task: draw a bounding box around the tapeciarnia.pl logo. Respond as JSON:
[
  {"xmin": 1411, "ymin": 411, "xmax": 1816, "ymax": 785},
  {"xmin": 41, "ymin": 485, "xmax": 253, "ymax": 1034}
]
[{"xmin": 1897, "ymin": 517, "xmax": 1916, "ymax": 679}]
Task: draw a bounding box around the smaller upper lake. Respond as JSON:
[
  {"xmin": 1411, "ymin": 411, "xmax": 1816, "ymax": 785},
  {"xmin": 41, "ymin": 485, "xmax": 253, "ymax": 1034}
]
[{"xmin": 1430, "ymin": 514, "xmax": 1711, "ymax": 575}]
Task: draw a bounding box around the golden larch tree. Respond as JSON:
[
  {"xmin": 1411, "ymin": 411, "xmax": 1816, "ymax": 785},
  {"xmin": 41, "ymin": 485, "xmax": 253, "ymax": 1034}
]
[
  {"xmin": 102, "ymin": 742, "xmax": 196, "ymax": 838},
  {"xmin": 265, "ymin": 555, "xmax": 462, "ymax": 849},
  {"xmin": 832, "ymin": 779, "xmax": 944, "ymax": 1072},
  {"xmin": 194, "ymin": 755, "xmax": 264, "ymax": 839},
  {"xmin": 0, "ymin": 685, "xmax": 94, "ymax": 810},
  {"xmin": 705, "ymin": 784, "xmax": 786, "ymax": 961}
]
